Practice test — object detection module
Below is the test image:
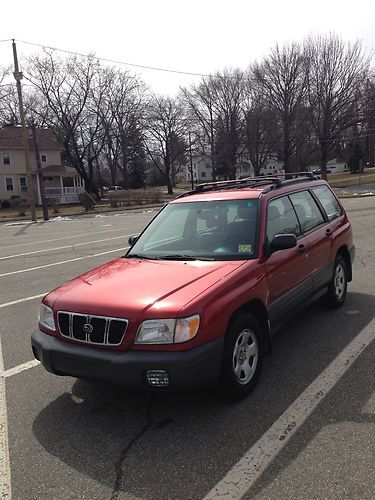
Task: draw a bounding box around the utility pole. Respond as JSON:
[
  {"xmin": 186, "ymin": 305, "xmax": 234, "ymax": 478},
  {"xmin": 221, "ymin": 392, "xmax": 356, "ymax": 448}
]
[
  {"xmin": 188, "ymin": 132, "xmax": 194, "ymax": 190},
  {"xmin": 12, "ymin": 39, "xmax": 37, "ymax": 221},
  {"xmin": 31, "ymin": 123, "xmax": 49, "ymax": 220}
]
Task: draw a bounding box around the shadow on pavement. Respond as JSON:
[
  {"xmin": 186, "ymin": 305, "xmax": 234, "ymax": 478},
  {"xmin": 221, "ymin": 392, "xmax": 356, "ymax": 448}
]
[{"xmin": 32, "ymin": 292, "xmax": 375, "ymax": 500}]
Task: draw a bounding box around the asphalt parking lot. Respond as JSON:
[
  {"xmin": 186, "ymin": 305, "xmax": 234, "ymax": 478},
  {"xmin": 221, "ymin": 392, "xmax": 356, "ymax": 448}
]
[{"xmin": 0, "ymin": 200, "xmax": 374, "ymax": 500}]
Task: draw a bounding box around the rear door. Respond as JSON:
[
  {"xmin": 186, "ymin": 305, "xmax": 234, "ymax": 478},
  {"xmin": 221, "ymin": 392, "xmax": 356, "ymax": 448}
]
[
  {"xmin": 310, "ymin": 184, "xmax": 346, "ymax": 288},
  {"xmin": 289, "ymin": 189, "xmax": 331, "ymax": 293},
  {"xmin": 264, "ymin": 195, "xmax": 312, "ymax": 324}
]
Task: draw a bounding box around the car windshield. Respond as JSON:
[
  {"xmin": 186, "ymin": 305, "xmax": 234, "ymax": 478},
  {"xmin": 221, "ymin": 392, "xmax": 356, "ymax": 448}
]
[{"xmin": 126, "ymin": 199, "xmax": 259, "ymax": 261}]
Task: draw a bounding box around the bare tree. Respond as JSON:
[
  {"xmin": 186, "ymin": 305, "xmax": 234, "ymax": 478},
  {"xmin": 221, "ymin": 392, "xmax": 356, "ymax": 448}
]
[
  {"xmin": 0, "ymin": 66, "xmax": 18, "ymax": 126},
  {"xmin": 304, "ymin": 34, "xmax": 369, "ymax": 179},
  {"xmin": 182, "ymin": 69, "xmax": 245, "ymax": 179},
  {"xmin": 98, "ymin": 68, "xmax": 147, "ymax": 188},
  {"xmin": 26, "ymin": 51, "xmax": 103, "ymax": 192},
  {"xmin": 254, "ymin": 42, "xmax": 306, "ymax": 172},
  {"xmin": 145, "ymin": 95, "xmax": 188, "ymax": 194},
  {"xmin": 181, "ymin": 78, "xmax": 218, "ymax": 179},
  {"xmin": 243, "ymin": 72, "xmax": 280, "ymax": 175},
  {"xmin": 354, "ymin": 73, "xmax": 375, "ymax": 167},
  {"xmin": 211, "ymin": 69, "xmax": 246, "ymax": 179}
]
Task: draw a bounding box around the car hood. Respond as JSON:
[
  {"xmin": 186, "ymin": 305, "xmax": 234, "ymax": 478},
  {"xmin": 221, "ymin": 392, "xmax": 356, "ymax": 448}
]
[{"xmin": 46, "ymin": 257, "xmax": 246, "ymax": 318}]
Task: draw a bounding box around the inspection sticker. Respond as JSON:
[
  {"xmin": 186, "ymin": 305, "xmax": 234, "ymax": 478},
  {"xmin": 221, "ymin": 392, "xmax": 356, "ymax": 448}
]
[{"xmin": 238, "ymin": 244, "xmax": 252, "ymax": 253}]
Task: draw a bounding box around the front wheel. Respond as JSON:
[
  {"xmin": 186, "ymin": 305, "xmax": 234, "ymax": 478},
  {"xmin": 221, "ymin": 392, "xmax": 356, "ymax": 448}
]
[
  {"xmin": 322, "ymin": 255, "xmax": 348, "ymax": 308},
  {"xmin": 219, "ymin": 313, "xmax": 262, "ymax": 400}
]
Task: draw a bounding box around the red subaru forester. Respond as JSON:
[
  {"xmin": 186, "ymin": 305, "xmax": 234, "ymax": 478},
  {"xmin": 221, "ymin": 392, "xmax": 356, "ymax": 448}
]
[{"xmin": 32, "ymin": 174, "xmax": 354, "ymax": 399}]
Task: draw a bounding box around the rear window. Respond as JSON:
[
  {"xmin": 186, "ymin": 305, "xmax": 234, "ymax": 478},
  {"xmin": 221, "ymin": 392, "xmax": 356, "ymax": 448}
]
[{"xmin": 312, "ymin": 185, "xmax": 342, "ymax": 221}]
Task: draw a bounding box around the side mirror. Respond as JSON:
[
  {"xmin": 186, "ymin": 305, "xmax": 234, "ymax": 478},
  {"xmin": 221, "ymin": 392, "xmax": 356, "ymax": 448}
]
[
  {"xmin": 128, "ymin": 235, "xmax": 139, "ymax": 247},
  {"xmin": 270, "ymin": 233, "xmax": 297, "ymax": 252}
]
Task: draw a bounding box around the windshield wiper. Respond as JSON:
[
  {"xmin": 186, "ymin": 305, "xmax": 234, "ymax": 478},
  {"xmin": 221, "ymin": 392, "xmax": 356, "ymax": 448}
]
[
  {"xmin": 123, "ymin": 254, "xmax": 153, "ymax": 260},
  {"xmin": 158, "ymin": 254, "xmax": 214, "ymax": 261}
]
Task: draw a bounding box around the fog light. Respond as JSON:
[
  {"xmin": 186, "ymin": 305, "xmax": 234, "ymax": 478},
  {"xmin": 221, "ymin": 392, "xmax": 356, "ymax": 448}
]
[{"xmin": 145, "ymin": 369, "xmax": 170, "ymax": 388}]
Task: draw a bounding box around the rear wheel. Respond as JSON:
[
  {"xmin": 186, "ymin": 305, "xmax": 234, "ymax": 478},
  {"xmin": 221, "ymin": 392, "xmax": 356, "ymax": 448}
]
[
  {"xmin": 219, "ymin": 313, "xmax": 262, "ymax": 400},
  {"xmin": 322, "ymin": 255, "xmax": 348, "ymax": 308}
]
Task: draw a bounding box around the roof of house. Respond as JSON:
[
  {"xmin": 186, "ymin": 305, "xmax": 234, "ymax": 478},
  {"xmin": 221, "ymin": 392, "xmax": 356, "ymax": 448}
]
[
  {"xmin": 39, "ymin": 164, "xmax": 78, "ymax": 176},
  {"xmin": 0, "ymin": 127, "xmax": 61, "ymax": 151}
]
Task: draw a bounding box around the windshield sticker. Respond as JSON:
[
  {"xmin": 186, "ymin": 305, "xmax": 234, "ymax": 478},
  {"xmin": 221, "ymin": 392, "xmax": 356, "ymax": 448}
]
[
  {"xmin": 238, "ymin": 244, "xmax": 253, "ymax": 254},
  {"xmin": 247, "ymin": 201, "xmax": 253, "ymax": 207}
]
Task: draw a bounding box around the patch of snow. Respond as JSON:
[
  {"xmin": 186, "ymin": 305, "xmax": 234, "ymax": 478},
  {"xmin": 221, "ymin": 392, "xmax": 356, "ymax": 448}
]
[
  {"xmin": 50, "ymin": 216, "xmax": 74, "ymax": 221},
  {"xmin": 95, "ymin": 214, "xmax": 107, "ymax": 218}
]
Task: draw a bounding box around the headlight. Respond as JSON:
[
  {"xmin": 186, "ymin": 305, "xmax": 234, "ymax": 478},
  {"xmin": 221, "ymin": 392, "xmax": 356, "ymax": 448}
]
[
  {"xmin": 39, "ymin": 304, "xmax": 56, "ymax": 330},
  {"xmin": 135, "ymin": 315, "xmax": 200, "ymax": 345}
]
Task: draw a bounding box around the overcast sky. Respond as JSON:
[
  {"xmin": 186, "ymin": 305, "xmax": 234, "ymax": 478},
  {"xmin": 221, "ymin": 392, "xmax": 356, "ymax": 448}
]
[{"xmin": 1, "ymin": 0, "xmax": 375, "ymax": 95}]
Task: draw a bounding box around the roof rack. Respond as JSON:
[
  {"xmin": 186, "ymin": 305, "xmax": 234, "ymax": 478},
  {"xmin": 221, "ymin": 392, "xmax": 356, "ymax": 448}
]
[{"xmin": 176, "ymin": 172, "xmax": 318, "ymax": 199}]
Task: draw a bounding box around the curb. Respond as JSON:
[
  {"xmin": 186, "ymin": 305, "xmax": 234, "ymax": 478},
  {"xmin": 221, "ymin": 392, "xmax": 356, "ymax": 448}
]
[{"xmin": 0, "ymin": 204, "xmax": 163, "ymax": 225}]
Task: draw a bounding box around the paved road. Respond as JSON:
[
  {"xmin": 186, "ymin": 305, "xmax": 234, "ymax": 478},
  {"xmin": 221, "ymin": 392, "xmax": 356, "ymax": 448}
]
[{"xmin": 0, "ymin": 200, "xmax": 374, "ymax": 499}]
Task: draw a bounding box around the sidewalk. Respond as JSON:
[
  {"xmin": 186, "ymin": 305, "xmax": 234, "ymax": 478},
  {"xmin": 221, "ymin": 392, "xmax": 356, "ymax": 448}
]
[{"xmin": 333, "ymin": 182, "xmax": 375, "ymax": 198}]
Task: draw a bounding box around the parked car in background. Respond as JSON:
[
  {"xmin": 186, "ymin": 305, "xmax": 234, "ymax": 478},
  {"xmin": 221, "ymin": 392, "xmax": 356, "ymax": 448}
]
[
  {"xmin": 32, "ymin": 174, "xmax": 354, "ymax": 400},
  {"xmin": 313, "ymin": 168, "xmax": 332, "ymax": 175}
]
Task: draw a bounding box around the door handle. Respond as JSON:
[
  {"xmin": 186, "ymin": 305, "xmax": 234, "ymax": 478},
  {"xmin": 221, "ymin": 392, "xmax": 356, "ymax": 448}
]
[
  {"xmin": 326, "ymin": 228, "xmax": 333, "ymax": 236},
  {"xmin": 297, "ymin": 244, "xmax": 306, "ymax": 254}
]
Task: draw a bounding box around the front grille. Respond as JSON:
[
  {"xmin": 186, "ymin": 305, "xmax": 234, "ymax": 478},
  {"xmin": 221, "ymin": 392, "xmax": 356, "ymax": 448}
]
[{"xmin": 57, "ymin": 312, "xmax": 128, "ymax": 346}]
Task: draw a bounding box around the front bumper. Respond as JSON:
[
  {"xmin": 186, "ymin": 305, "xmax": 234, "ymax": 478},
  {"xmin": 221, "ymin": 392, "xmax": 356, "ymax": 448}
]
[{"xmin": 31, "ymin": 330, "xmax": 224, "ymax": 390}]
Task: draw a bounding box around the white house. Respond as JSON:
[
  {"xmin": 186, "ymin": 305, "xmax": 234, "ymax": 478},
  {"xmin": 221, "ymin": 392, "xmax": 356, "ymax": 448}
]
[
  {"xmin": 236, "ymin": 155, "xmax": 284, "ymax": 178},
  {"xmin": 306, "ymin": 157, "xmax": 350, "ymax": 174},
  {"xmin": 185, "ymin": 153, "xmax": 285, "ymax": 182},
  {"xmin": 186, "ymin": 155, "xmax": 213, "ymax": 183},
  {"xmin": 327, "ymin": 157, "xmax": 350, "ymax": 173}
]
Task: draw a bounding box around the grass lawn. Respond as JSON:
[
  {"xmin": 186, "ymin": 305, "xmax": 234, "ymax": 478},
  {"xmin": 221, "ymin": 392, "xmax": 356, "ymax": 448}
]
[{"xmin": 328, "ymin": 169, "xmax": 375, "ymax": 188}]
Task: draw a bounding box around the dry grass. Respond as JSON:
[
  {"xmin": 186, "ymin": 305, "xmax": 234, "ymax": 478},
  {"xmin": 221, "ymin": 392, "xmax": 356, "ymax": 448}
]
[{"xmin": 328, "ymin": 169, "xmax": 375, "ymax": 187}]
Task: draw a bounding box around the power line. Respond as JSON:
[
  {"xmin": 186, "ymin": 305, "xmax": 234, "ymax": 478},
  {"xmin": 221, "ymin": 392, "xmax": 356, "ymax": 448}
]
[
  {"xmin": 0, "ymin": 39, "xmax": 12, "ymax": 44},
  {"xmin": 17, "ymin": 39, "xmax": 213, "ymax": 78}
]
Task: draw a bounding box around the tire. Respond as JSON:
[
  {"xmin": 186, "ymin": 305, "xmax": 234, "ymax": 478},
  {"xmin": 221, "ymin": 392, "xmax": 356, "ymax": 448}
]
[
  {"xmin": 322, "ymin": 255, "xmax": 348, "ymax": 308},
  {"xmin": 219, "ymin": 313, "xmax": 262, "ymax": 400}
]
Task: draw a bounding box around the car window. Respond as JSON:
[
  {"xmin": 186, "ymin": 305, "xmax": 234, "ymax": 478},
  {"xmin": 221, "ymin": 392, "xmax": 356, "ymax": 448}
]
[
  {"xmin": 312, "ymin": 186, "xmax": 342, "ymax": 221},
  {"xmin": 266, "ymin": 196, "xmax": 300, "ymax": 241},
  {"xmin": 142, "ymin": 204, "xmax": 191, "ymax": 250},
  {"xmin": 289, "ymin": 190, "xmax": 325, "ymax": 233},
  {"xmin": 128, "ymin": 199, "xmax": 259, "ymax": 260}
]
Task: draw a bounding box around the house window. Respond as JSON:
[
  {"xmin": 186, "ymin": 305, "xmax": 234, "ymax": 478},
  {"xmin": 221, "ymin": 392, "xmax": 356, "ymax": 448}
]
[
  {"xmin": 2, "ymin": 152, "xmax": 11, "ymax": 165},
  {"xmin": 19, "ymin": 176, "xmax": 27, "ymax": 192},
  {"xmin": 40, "ymin": 154, "xmax": 47, "ymax": 163},
  {"xmin": 201, "ymin": 172, "xmax": 206, "ymax": 178},
  {"xmin": 5, "ymin": 177, "xmax": 14, "ymax": 191}
]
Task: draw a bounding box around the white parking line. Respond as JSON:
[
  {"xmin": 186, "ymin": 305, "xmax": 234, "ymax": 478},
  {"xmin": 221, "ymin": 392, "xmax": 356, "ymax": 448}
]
[
  {"xmin": 203, "ymin": 319, "xmax": 375, "ymax": 500},
  {"xmin": 0, "ymin": 247, "xmax": 129, "ymax": 278},
  {"xmin": 0, "ymin": 228, "xmax": 125, "ymax": 250},
  {"xmin": 0, "ymin": 337, "xmax": 11, "ymax": 499},
  {"xmin": 0, "ymin": 234, "xmax": 130, "ymax": 260},
  {"xmin": 0, "ymin": 293, "xmax": 46, "ymax": 309},
  {"xmin": 2, "ymin": 360, "xmax": 40, "ymax": 379}
]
